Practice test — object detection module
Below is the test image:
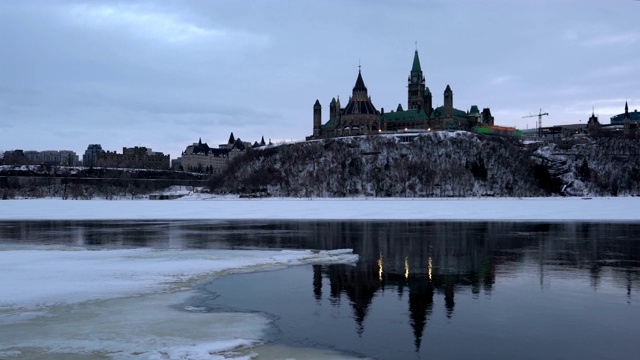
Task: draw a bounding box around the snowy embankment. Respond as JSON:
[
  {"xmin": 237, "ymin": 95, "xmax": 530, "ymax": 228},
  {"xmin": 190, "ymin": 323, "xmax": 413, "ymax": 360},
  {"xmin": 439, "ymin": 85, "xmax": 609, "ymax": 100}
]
[{"xmin": 1, "ymin": 196, "xmax": 640, "ymax": 221}]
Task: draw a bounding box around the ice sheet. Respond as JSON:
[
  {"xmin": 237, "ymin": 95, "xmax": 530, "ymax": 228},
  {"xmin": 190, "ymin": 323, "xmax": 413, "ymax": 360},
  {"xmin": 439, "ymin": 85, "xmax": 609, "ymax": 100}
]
[
  {"xmin": 0, "ymin": 247, "xmax": 358, "ymax": 311},
  {"xmin": 0, "ymin": 247, "xmax": 359, "ymax": 359},
  {"xmin": 1, "ymin": 196, "xmax": 639, "ymax": 221}
]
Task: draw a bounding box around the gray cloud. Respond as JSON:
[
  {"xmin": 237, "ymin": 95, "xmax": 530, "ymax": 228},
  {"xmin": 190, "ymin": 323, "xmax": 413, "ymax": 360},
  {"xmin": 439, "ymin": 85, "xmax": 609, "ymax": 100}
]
[{"xmin": 1, "ymin": 0, "xmax": 638, "ymax": 158}]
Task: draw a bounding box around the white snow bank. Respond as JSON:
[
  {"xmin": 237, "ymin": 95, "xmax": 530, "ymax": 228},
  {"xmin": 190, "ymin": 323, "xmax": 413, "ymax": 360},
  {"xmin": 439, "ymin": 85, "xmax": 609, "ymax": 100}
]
[
  {"xmin": 0, "ymin": 247, "xmax": 358, "ymax": 311},
  {"xmin": 1, "ymin": 197, "xmax": 640, "ymax": 221}
]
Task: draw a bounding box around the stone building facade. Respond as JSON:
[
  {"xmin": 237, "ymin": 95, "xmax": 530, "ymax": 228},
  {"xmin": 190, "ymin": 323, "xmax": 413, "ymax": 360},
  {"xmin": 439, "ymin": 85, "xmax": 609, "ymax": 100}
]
[
  {"xmin": 96, "ymin": 146, "xmax": 169, "ymax": 170},
  {"xmin": 174, "ymin": 133, "xmax": 263, "ymax": 174},
  {"xmin": 310, "ymin": 50, "xmax": 495, "ymax": 139},
  {"xmin": 175, "ymin": 139, "xmax": 231, "ymax": 174}
]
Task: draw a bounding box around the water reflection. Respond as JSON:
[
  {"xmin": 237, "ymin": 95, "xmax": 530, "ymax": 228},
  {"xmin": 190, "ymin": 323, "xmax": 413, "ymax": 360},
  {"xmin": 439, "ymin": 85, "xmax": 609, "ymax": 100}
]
[
  {"xmin": 1, "ymin": 220, "xmax": 639, "ymax": 357},
  {"xmin": 297, "ymin": 222, "xmax": 640, "ymax": 353}
]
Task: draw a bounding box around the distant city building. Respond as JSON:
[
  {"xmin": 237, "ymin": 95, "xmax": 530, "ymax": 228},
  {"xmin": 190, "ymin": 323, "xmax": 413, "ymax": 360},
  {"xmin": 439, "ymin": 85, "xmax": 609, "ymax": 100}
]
[
  {"xmin": 22, "ymin": 150, "xmax": 79, "ymax": 166},
  {"xmin": 83, "ymin": 144, "xmax": 104, "ymax": 167},
  {"xmin": 611, "ymin": 102, "xmax": 640, "ymax": 126},
  {"xmin": 174, "ymin": 133, "xmax": 265, "ymax": 174},
  {"xmin": 96, "ymin": 146, "xmax": 170, "ymax": 169},
  {"xmin": 175, "ymin": 139, "xmax": 229, "ymax": 174},
  {"xmin": 1, "ymin": 149, "xmax": 79, "ymax": 166},
  {"xmin": 1, "ymin": 150, "xmax": 29, "ymax": 166},
  {"xmin": 583, "ymin": 102, "xmax": 638, "ymax": 138},
  {"xmin": 310, "ymin": 50, "xmax": 494, "ymax": 140}
]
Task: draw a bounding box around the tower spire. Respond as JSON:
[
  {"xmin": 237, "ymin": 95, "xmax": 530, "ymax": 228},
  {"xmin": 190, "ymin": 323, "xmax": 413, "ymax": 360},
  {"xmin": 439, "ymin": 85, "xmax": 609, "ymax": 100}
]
[
  {"xmin": 625, "ymin": 101, "xmax": 629, "ymax": 116},
  {"xmin": 353, "ymin": 68, "xmax": 368, "ymax": 98},
  {"xmin": 411, "ymin": 49, "xmax": 422, "ymax": 74},
  {"xmin": 408, "ymin": 48, "xmax": 426, "ymax": 111}
]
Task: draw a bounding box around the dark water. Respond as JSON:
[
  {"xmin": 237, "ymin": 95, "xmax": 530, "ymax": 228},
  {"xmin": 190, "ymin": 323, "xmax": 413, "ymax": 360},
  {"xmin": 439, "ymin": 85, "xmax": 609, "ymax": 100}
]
[{"xmin": 1, "ymin": 221, "xmax": 639, "ymax": 359}]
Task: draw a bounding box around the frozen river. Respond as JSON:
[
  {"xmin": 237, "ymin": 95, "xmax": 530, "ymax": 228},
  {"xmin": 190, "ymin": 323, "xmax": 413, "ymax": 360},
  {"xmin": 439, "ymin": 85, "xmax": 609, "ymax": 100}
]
[{"xmin": 0, "ymin": 219, "xmax": 639, "ymax": 359}]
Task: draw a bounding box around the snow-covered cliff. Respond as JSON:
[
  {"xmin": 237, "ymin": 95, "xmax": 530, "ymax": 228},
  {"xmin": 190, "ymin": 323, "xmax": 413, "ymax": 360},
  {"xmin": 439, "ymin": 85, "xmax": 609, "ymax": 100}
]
[{"xmin": 211, "ymin": 132, "xmax": 640, "ymax": 198}]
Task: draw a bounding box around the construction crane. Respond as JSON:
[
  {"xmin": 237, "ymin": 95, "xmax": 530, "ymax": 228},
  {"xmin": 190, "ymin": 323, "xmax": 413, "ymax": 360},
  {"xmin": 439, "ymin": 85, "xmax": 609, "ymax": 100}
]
[{"xmin": 523, "ymin": 109, "xmax": 549, "ymax": 137}]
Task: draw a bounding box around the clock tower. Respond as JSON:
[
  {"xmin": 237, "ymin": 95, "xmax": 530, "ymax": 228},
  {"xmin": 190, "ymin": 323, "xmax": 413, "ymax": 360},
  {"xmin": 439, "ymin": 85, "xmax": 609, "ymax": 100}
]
[{"xmin": 408, "ymin": 50, "xmax": 426, "ymax": 111}]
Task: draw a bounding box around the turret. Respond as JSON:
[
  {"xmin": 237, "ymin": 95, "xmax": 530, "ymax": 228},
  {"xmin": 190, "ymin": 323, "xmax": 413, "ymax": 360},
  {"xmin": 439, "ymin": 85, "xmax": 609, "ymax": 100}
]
[
  {"xmin": 624, "ymin": 101, "xmax": 631, "ymax": 138},
  {"xmin": 424, "ymin": 87, "xmax": 433, "ymax": 115},
  {"xmin": 588, "ymin": 108, "xmax": 599, "ymax": 126},
  {"xmin": 625, "ymin": 101, "xmax": 630, "ymax": 119},
  {"xmin": 329, "ymin": 97, "xmax": 337, "ymax": 119},
  {"xmin": 313, "ymin": 99, "xmax": 322, "ymax": 137},
  {"xmin": 444, "ymin": 85, "xmax": 453, "ymax": 118}
]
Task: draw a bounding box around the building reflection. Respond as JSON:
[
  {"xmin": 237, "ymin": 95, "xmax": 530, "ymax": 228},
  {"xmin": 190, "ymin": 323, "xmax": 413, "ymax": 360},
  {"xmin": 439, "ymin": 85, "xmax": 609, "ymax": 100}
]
[{"xmin": 299, "ymin": 221, "xmax": 639, "ymax": 352}]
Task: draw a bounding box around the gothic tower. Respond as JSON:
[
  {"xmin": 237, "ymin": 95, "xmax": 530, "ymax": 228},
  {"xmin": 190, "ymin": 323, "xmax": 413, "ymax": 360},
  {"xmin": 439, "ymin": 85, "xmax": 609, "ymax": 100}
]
[
  {"xmin": 313, "ymin": 99, "xmax": 322, "ymax": 137},
  {"xmin": 444, "ymin": 85, "xmax": 453, "ymax": 117},
  {"xmin": 340, "ymin": 69, "xmax": 380, "ymax": 135},
  {"xmin": 588, "ymin": 107, "xmax": 600, "ymax": 136},
  {"xmin": 329, "ymin": 97, "xmax": 337, "ymax": 119},
  {"xmin": 424, "ymin": 87, "xmax": 433, "ymax": 115},
  {"xmin": 624, "ymin": 101, "xmax": 631, "ymax": 138},
  {"xmin": 408, "ymin": 50, "xmax": 426, "ymax": 110}
]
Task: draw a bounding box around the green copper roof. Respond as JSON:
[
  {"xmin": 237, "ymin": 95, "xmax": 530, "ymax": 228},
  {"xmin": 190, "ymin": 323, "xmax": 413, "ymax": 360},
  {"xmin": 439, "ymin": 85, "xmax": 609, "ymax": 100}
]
[
  {"xmin": 411, "ymin": 50, "xmax": 422, "ymax": 74},
  {"xmin": 429, "ymin": 106, "xmax": 468, "ymax": 120},
  {"xmin": 469, "ymin": 105, "xmax": 480, "ymax": 114},
  {"xmin": 380, "ymin": 105, "xmax": 470, "ymax": 123},
  {"xmin": 396, "ymin": 103, "xmax": 404, "ymax": 112},
  {"xmin": 382, "ymin": 109, "xmax": 428, "ymax": 122},
  {"xmin": 321, "ymin": 117, "xmax": 337, "ymax": 129},
  {"xmin": 425, "ymin": 87, "xmax": 431, "ymax": 95}
]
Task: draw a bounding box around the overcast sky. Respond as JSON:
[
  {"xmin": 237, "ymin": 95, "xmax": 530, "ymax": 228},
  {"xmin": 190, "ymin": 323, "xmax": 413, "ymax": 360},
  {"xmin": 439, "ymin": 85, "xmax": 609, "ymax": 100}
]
[{"xmin": 1, "ymin": 0, "xmax": 638, "ymax": 158}]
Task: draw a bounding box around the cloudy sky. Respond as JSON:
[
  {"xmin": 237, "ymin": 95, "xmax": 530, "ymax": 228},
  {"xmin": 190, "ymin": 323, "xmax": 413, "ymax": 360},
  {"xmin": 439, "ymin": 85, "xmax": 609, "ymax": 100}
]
[{"xmin": 1, "ymin": 0, "xmax": 638, "ymax": 158}]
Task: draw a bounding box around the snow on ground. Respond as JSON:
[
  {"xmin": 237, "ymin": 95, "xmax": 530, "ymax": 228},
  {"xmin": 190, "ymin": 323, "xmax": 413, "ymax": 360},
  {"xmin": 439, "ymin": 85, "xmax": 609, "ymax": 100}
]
[
  {"xmin": 1, "ymin": 196, "xmax": 640, "ymax": 221},
  {"xmin": 0, "ymin": 246, "xmax": 358, "ymax": 359}
]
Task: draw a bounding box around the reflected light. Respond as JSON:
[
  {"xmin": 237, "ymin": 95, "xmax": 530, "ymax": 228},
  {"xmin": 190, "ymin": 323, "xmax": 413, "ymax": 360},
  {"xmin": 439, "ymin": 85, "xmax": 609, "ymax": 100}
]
[
  {"xmin": 404, "ymin": 257, "xmax": 409, "ymax": 280},
  {"xmin": 428, "ymin": 257, "xmax": 433, "ymax": 282},
  {"xmin": 378, "ymin": 252, "xmax": 384, "ymax": 281}
]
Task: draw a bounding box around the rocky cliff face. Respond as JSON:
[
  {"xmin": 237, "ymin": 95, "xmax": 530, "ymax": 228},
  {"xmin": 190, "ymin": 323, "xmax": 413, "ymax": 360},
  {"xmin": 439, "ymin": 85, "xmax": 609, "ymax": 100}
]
[{"xmin": 210, "ymin": 132, "xmax": 637, "ymax": 197}]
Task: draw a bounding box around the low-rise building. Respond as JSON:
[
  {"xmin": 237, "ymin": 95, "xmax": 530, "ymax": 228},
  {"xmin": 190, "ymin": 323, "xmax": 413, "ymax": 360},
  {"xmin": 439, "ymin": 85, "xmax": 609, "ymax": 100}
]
[{"xmin": 96, "ymin": 146, "xmax": 170, "ymax": 169}]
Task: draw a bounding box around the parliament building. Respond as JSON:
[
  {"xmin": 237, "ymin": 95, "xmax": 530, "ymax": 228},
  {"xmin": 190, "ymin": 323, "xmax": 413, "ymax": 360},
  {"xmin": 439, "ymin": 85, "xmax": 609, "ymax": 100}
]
[{"xmin": 310, "ymin": 50, "xmax": 495, "ymax": 139}]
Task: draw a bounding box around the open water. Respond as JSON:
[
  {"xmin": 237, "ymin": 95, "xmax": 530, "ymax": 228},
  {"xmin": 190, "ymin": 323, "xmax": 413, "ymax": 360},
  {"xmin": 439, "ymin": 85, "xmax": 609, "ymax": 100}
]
[{"xmin": 1, "ymin": 220, "xmax": 639, "ymax": 359}]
